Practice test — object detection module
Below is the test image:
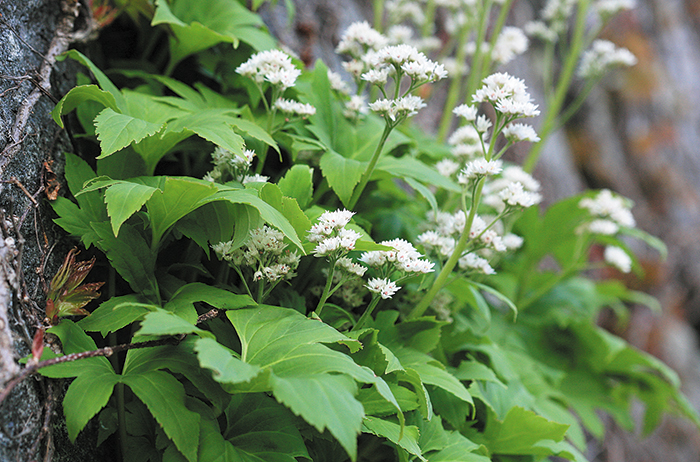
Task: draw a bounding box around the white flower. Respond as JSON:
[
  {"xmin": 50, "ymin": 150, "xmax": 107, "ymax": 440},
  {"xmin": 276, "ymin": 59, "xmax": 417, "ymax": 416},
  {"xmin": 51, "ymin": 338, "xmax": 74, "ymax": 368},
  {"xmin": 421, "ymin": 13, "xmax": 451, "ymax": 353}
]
[
  {"xmin": 336, "ymin": 21, "xmax": 389, "ymax": 57},
  {"xmin": 458, "ymin": 253, "xmax": 495, "ymax": 274},
  {"xmin": 492, "ymin": 27, "xmax": 529, "ymax": 65},
  {"xmin": 499, "ymin": 182, "xmax": 542, "ymax": 207},
  {"xmin": 243, "ymin": 174, "xmax": 269, "ymax": 184},
  {"xmin": 524, "ymin": 20, "xmax": 558, "ymax": 42},
  {"xmin": 594, "ymin": 0, "xmax": 635, "ymax": 18},
  {"xmin": 473, "ymin": 72, "xmax": 540, "ymax": 118},
  {"xmin": 369, "ymin": 96, "xmax": 426, "ymax": 121},
  {"xmin": 453, "ymin": 104, "xmax": 478, "ymax": 121},
  {"xmin": 366, "ymin": 277, "xmax": 401, "ymax": 299},
  {"xmin": 502, "ymin": 165, "xmax": 541, "ymax": 192},
  {"xmin": 475, "ymin": 115, "xmax": 493, "ymax": 134},
  {"xmin": 274, "ymin": 98, "xmax": 316, "ymax": 117},
  {"xmin": 578, "ymin": 39, "xmax": 637, "ymax": 79},
  {"xmin": 503, "ymin": 233, "xmax": 524, "ymax": 249},
  {"xmin": 336, "ymin": 257, "xmax": 368, "ymax": 277},
  {"xmin": 579, "ymin": 189, "xmax": 636, "ymax": 227},
  {"xmin": 459, "ymin": 158, "xmax": 503, "ymax": 183},
  {"xmin": 604, "ymin": 246, "xmax": 632, "ymax": 273},
  {"xmin": 344, "ymin": 95, "xmax": 369, "ymax": 119},
  {"xmin": 327, "ymin": 70, "xmax": 350, "ymax": 94},
  {"xmin": 318, "ymin": 209, "xmax": 355, "ymax": 229},
  {"xmin": 236, "ymin": 50, "xmax": 300, "ymax": 89},
  {"xmin": 313, "ymin": 237, "xmax": 341, "ymax": 257},
  {"xmin": 361, "ymin": 68, "xmax": 390, "ymax": 85},
  {"xmin": 502, "ymin": 123, "xmax": 540, "ymax": 142},
  {"xmin": 435, "ymin": 159, "xmax": 460, "ymax": 177},
  {"xmin": 448, "ymin": 125, "xmax": 481, "ymax": 147},
  {"xmin": 587, "ymin": 219, "xmax": 620, "ymax": 235}
]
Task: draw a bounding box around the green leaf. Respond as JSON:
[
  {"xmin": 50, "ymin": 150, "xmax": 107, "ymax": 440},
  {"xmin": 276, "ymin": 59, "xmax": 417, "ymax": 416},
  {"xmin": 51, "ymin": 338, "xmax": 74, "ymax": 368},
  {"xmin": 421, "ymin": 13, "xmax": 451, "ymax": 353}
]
[
  {"xmin": 362, "ymin": 416, "xmax": 424, "ymax": 461},
  {"xmin": 164, "ymin": 282, "xmax": 255, "ymax": 319},
  {"xmin": 278, "ymin": 165, "xmax": 314, "ymax": 209},
  {"xmin": 224, "ymin": 393, "xmax": 310, "ymax": 461},
  {"xmin": 195, "ymin": 337, "xmax": 262, "ymax": 385},
  {"xmin": 52, "ymin": 84, "xmax": 118, "ymax": 128},
  {"xmin": 135, "ymin": 308, "xmax": 215, "ymax": 338},
  {"xmin": 376, "ymin": 156, "xmax": 460, "ymax": 192},
  {"xmin": 142, "ymin": 176, "xmax": 218, "ymax": 248},
  {"xmin": 35, "ymin": 321, "xmax": 119, "ymax": 441},
  {"xmin": 103, "ymin": 181, "xmax": 158, "ymax": 236},
  {"xmin": 58, "ymin": 50, "xmax": 124, "ymax": 107},
  {"xmin": 428, "ymin": 431, "xmax": 489, "ymax": 462},
  {"xmin": 91, "ymin": 222, "xmax": 159, "ymax": 300},
  {"xmin": 38, "ymin": 320, "xmax": 114, "ymax": 378},
  {"xmin": 259, "ymin": 183, "xmax": 312, "ymax": 243},
  {"xmin": 222, "ymin": 306, "xmax": 399, "ymax": 460},
  {"xmin": 319, "ymin": 149, "xmax": 367, "ymax": 206},
  {"xmin": 152, "ymin": 0, "xmax": 264, "ymax": 69},
  {"xmin": 272, "ymin": 373, "xmax": 363, "ymax": 461},
  {"xmin": 94, "ymin": 108, "xmax": 164, "ymax": 158},
  {"xmin": 404, "ymin": 177, "xmax": 439, "ymax": 216},
  {"xmin": 63, "ymin": 372, "xmax": 120, "ymax": 442},
  {"xmin": 203, "ymin": 188, "xmax": 304, "ymax": 252},
  {"xmin": 78, "ymin": 295, "xmax": 158, "ymax": 336},
  {"xmin": 122, "ymin": 371, "xmax": 201, "ymax": 462},
  {"xmin": 483, "ymin": 406, "xmax": 569, "ymax": 455}
]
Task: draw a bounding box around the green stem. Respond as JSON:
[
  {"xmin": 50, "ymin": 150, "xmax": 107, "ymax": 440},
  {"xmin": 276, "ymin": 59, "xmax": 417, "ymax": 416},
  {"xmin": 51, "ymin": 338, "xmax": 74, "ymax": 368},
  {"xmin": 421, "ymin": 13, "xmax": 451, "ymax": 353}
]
[
  {"xmin": 352, "ymin": 295, "xmax": 382, "ymax": 331},
  {"xmin": 347, "ymin": 121, "xmax": 393, "ymax": 209},
  {"xmin": 117, "ymin": 382, "xmax": 127, "ymax": 462},
  {"xmin": 437, "ymin": 23, "xmax": 472, "ymax": 142},
  {"xmin": 477, "ymin": 0, "xmax": 513, "ymax": 78},
  {"xmin": 373, "ymin": 0, "xmax": 385, "ymax": 31},
  {"xmin": 314, "ymin": 260, "xmax": 336, "ymax": 316},
  {"xmin": 408, "ymin": 178, "xmax": 486, "ymax": 319},
  {"xmin": 523, "ymin": 0, "xmax": 591, "ymax": 172},
  {"xmin": 421, "ymin": 0, "xmax": 437, "ymax": 37},
  {"xmin": 462, "ymin": 1, "xmax": 492, "ymax": 106}
]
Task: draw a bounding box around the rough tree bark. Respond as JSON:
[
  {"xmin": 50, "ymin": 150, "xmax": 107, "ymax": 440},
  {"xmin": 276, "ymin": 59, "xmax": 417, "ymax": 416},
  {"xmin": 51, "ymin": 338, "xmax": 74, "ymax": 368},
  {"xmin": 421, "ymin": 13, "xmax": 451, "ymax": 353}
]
[{"xmin": 0, "ymin": 0, "xmax": 108, "ymax": 460}]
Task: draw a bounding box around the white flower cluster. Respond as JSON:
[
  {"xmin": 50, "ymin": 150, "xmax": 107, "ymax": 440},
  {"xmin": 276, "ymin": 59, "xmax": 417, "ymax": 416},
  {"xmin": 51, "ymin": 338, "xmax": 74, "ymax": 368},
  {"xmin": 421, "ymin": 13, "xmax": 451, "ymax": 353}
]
[
  {"xmin": 417, "ymin": 210, "xmax": 524, "ymax": 275},
  {"xmin": 359, "ymin": 238, "xmax": 434, "ymax": 299},
  {"xmin": 458, "ymin": 158, "xmax": 503, "ymax": 184},
  {"xmin": 273, "ymin": 98, "xmax": 317, "ymax": 118},
  {"xmin": 578, "ymin": 39, "xmax": 637, "ymax": 79},
  {"xmin": 473, "ymin": 72, "xmax": 540, "ymax": 119},
  {"xmin": 235, "ymin": 49, "xmax": 301, "ymax": 90},
  {"xmin": 492, "ymin": 27, "xmax": 529, "ymax": 65},
  {"xmin": 594, "ymin": 0, "xmax": 636, "ymax": 18},
  {"xmin": 204, "ymin": 147, "xmax": 264, "ymax": 184},
  {"xmin": 366, "ymin": 278, "xmax": 401, "ymax": 299},
  {"xmin": 336, "ymin": 21, "xmax": 389, "ymax": 58},
  {"xmin": 360, "ymin": 238, "xmax": 435, "ymax": 275},
  {"xmin": 369, "ymin": 95, "xmax": 427, "ymax": 121},
  {"xmin": 604, "ymin": 245, "xmax": 632, "ymax": 273},
  {"xmin": 482, "ymin": 165, "xmax": 542, "ymax": 212},
  {"xmin": 212, "ymin": 225, "xmax": 300, "ymax": 283},
  {"xmin": 364, "ymin": 44, "xmax": 448, "ymax": 84},
  {"xmin": 308, "ymin": 209, "xmax": 362, "ymax": 258},
  {"xmin": 579, "ymin": 189, "xmax": 636, "ymax": 230},
  {"xmin": 578, "ymin": 189, "xmax": 636, "ymax": 274},
  {"xmin": 344, "ymin": 95, "xmax": 369, "ymax": 120}
]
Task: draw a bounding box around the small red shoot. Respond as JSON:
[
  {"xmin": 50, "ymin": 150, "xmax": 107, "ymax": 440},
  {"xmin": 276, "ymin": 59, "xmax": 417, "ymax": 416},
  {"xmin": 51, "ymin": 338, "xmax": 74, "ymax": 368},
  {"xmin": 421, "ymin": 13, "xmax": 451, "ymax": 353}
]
[{"xmin": 46, "ymin": 248, "xmax": 104, "ymax": 325}]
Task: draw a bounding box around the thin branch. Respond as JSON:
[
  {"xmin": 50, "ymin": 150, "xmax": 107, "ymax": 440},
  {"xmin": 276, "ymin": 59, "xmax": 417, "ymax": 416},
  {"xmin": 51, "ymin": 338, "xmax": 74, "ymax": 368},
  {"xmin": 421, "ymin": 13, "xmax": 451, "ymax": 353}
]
[{"xmin": 0, "ymin": 336, "xmax": 182, "ymax": 406}]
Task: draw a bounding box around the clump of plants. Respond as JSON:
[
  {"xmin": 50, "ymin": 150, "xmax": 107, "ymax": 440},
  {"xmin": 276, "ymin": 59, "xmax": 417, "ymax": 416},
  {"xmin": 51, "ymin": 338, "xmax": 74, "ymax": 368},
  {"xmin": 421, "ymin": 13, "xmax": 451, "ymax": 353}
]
[{"xmin": 6, "ymin": 0, "xmax": 698, "ymax": 461}]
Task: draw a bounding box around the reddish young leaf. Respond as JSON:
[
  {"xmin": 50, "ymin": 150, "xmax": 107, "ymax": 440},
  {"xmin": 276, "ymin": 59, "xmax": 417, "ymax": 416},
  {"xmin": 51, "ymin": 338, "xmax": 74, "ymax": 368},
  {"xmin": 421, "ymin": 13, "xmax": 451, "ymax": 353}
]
[{"xmin": 46, "ymin": 248, "xmax": 104, "ymax": 325}]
